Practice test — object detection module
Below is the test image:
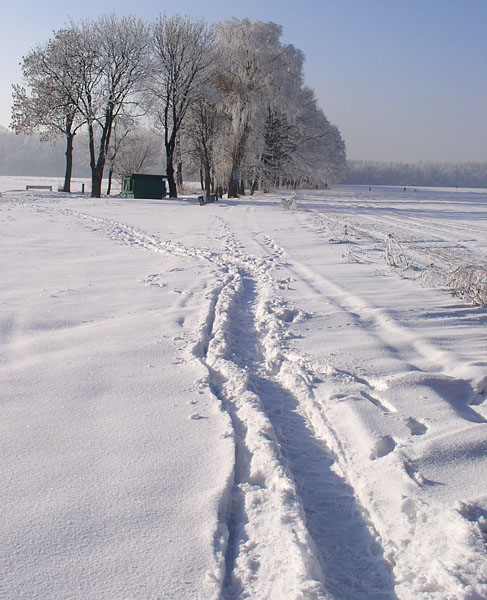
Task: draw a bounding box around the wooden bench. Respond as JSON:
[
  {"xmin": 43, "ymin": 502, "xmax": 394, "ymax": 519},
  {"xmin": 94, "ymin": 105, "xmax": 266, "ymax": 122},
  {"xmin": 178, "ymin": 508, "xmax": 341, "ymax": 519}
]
[{"xmin": 26, "ymin": 185, "xmax": 52, "ymax": 191}]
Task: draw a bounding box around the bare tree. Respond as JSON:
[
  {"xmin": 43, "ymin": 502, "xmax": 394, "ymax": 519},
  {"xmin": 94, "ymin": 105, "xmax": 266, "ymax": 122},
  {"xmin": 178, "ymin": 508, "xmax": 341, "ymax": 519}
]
[
  {"xmin": 10, "ymin": 15, "xmax": 347, "ymax": 195},
  {"xmin": 11, "ymin": 29, "xmax": 85, "ymax": 192},
  {"xmin": 112, "ymin": 127, "xmax": 162, "ymax": 179},
  {"xmin": 105, "ymin": 119, "xmax": 132, "ymax": 195},
  {"xmin": 149, "ymin": 14, "xmax": 215, "ymax": 198},
  {"xmin": 183, "ymin": 81, "xmax": 224, "ymax": 199},
  {"xmin": 56, "ymin": 15, "xmax": 150, "ymax": 197}
]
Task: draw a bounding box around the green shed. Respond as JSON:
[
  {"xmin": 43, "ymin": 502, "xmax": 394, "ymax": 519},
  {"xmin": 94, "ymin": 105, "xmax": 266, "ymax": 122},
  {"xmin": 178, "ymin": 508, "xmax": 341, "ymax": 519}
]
[{"xmin": 121, "ymin": 174, "xmax": 168, "ymax": 199}]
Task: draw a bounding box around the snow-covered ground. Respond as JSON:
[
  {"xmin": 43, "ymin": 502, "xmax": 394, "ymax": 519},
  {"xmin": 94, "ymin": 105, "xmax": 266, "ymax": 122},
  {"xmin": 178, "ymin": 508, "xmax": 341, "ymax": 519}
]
[{"xmin": 1, "ymin": 178, "xmax": 486, "ymax": 599}]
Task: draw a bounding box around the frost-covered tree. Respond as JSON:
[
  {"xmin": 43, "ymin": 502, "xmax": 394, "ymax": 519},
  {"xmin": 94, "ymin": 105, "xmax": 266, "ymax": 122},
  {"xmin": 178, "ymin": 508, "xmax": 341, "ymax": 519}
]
[
  {"xmin": 259, "ymin": 108, "xmax": 296, "ymax": 190},
  {"xmin": 248, "ymin": 41, "xmax": 304, "ymax": 192},
  {"xmin": 9, "ymin": 14, "xmax": 347, "ymax": 194},
  {"xmin": 182, "ymin": 81, "xmax": 225, "ymax": 199},
  {"xmin": 11, "ymin": 28, "xmax": 86, "ymax": 192},
  {"xmin": 212, "ymin": 19, "xmax": 346, "ymax": 196},
  {"xmin": 105, "ymin": 118, "xmax": 133, "ymax": 195},
  {"xmin": 89, "ymin": 16, "xmax": 150, "ymax": 197},
  {"xmin": 148, "ymin": 14, "xmax": 215, "ymax": 198},
  {"xmin": 291, "ymin": 87, "xmax": 347, "ymax": 187},
  {"xmin": 53, "ymin": 15, "xmax": 150, "ymax": 198},
  {"xmin": 213, "ymin": 19, "xmax": 288, "ymax": 197}
]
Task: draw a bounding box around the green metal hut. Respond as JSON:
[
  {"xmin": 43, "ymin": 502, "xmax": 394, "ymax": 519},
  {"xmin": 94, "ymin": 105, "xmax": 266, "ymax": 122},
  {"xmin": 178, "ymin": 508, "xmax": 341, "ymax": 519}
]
[{"xmin": 121, "ymin": 174, "xmax": 168, "ymax": 199}]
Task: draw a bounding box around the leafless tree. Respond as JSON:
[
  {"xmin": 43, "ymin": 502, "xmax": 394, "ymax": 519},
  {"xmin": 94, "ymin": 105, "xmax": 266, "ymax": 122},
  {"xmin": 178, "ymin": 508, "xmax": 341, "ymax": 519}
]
[
  {"xmin": 112, "ymin": 127, "xmax": 162, "ymax": 180},
  {"xmin": 11, "ymin": 29, "xmax": 86, "ymax": 192},
  {"xmin": 148, "ymin": 14, "xmax": 215, "ymax": 198},
  {"xmin": 59, "ymin": 15, "xmax": 150, "ymax": 197},
  {"xmin": 10, "ymin": 15, "xmax": 348, "ymax": 195},
  {"xmin": 182, "ymin": 81, "xmax": 225, "ymax": 199},
  {"xmin": 213, "ymin": 19, "xmax": 299, "ymax": 197}
]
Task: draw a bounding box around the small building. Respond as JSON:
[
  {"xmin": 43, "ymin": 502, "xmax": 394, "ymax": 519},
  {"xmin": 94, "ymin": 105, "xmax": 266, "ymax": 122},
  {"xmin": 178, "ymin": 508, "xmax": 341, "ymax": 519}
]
[{"xmin": 121, "ymin": 174, "xmax": 168, "ymax": 199}]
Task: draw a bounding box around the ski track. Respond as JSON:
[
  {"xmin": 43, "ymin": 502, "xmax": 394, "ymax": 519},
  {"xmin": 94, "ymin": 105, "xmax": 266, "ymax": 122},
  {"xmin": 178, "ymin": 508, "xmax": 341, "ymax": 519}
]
[{"xmin": 53, "ymin": 206, "xmax": 399, "ymax": 599}]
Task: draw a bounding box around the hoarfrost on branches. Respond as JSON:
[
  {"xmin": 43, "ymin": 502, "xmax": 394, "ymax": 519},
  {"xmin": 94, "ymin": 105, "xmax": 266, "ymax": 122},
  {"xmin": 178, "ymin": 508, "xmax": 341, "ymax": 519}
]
[{"xmin": 11, "ymin": 15, "xmax": 347, "ymax": 197}]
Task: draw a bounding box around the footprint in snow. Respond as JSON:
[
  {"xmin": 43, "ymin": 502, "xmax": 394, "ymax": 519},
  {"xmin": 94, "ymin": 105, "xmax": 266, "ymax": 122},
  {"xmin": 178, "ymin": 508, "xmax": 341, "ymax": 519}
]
[
  {"xmin": 276, "ymin": 307, "xmax": 305, "ymax": 323},
  {"xmin": 405, "ymin": 417, "xmax": 428, "ymax": 436},
  {"xmin": 458, "ymin": 502, "xmax": 487, "ymax": 537},
  {"xmin": 370, "ymin": 435, "xmax": 396, "ymax": 460},
  {"xmin": 401, "ymin": 497, "xmax": 418, "ymax": 521}
]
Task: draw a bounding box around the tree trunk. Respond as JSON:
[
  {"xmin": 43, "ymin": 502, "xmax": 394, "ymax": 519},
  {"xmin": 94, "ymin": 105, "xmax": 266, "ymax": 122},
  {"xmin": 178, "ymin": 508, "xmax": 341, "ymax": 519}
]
[
  {"xmin": 107, "ymin": 167, "xmax": 114, "ymax": 195},
  {"xmin": 228, "ymin": 167, "xmax": 239, "ymax": 198},
  {"xmin": 204, "ymin": 159, "xmax": 211, "ymax": 200},
  {"xmin": 250, "ymin": 178, "xmax": 258, "ymax": 195},
  {"xmin": 176, "ymin": 137, "xmax": 183, "ymax": 188},
  {"xmin": 89, "ymin": 110, "xmax": 113, "ymax": 198},
  {"xmin": 177, "ymin": 161, "xmax": 183, "ymax": 187},
  {"xmin": 166, "ymin": 151, "xmax": 177, "ymax": 198},
  {"xmin": 227, "ymin": 129, "xmax": 250, "ymax": 198},
  {"xmin": 91, "ymin": 147, "xmax": 106, "ymax": 198},
  {"xmin": 91, "ymin": 165, "xmax": 104, "ymax": 198},
  {"xmin": 63, "ymin": 133, "xmax": 74, "ymax": 193},
  {"xmin": 88, "ymin": 123, "xmax": 98, "ymax": 198}
]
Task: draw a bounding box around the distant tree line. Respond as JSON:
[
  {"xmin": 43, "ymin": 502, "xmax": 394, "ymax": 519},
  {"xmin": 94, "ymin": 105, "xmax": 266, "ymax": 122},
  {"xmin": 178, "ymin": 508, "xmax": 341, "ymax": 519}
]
[
  {"xmin": 0, "ymin": 125, "xmax": 163, "ymax": 183},
  {"xmin": 346, "ymin": 160, "xmax": 487, "ymax": 189},
  {"xmin": 10, "ymin": 15, "xmax": 347, "ymax": 198},
  {"xmin": 0, "ymin": 125, "xmax": 86, "ymax": 177}
]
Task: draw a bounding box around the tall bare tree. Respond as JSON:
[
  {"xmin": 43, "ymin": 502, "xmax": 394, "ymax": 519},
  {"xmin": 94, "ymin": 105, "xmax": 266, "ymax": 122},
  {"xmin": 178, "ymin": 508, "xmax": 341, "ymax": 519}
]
[
  {"xmin": 11, "ymin": 29, "xmax": 85, "ymax": 192},
  {"xmin": 50, "ymin": 16, "xmax": 151, "ymax": 197},
  {"xmin": 86, "ymin": 15, "xmax": 150, "ymax": 197},
  {"xmin": 183, "ymin": 82, "xmax": 224, "ymax": 199},
  {"xmin": 10, "ymin": 15, "xmax": 347, "ymax": 195},
  {"xmin": 149, "ymin": 14, "xmax": 215, "ymax": 198},
  {"xmin": 213, "ymin": 19, "xmax": 298, "ymax": 197}
]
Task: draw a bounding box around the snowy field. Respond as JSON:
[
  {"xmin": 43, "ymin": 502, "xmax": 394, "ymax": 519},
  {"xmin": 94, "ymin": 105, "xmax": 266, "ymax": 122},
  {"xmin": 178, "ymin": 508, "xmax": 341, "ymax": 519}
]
[{"xmin": 1, "ymin": 178, "xmax": 487, "ymax": 599}]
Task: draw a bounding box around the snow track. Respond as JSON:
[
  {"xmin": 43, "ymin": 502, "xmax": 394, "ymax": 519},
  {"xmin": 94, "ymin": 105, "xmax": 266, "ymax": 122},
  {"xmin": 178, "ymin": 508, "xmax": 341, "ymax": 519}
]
[
  {"xmin": 60, "ymin": 206, "xmax": 399, "ymax": 598},
  {"xmin": 6, "ymin": 189, "xmax": 486, "ymax": 599},
  {"xmin": 298, "ymin": 188, "xmax": 487, "ymax": 304}
]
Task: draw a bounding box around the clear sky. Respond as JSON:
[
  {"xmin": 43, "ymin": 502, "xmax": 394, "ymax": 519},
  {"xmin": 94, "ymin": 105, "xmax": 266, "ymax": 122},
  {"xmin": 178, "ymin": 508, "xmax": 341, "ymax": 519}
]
[{"xmin": 1, "ymin": 0, "xmax": 486, "ymax": 163}]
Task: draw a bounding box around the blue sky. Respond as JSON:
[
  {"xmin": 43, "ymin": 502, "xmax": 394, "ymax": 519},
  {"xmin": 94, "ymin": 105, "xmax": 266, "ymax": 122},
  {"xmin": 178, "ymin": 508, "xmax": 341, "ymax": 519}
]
[{"xmin": 1, "ymin": 0, "xmax": 486, "ymax": 162}]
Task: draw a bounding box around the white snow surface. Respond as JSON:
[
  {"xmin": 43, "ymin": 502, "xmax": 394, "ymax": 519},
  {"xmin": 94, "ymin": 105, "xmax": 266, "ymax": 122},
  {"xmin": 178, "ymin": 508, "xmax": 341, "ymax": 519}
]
[{"xmin": 1, "ymin": 178, "xmax": 486, "ymax": 599}]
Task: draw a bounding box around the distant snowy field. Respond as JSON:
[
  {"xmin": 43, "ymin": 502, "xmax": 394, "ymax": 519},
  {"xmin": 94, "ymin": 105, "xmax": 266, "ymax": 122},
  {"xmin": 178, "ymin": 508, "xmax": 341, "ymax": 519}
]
[{"xmin": 1, "ymin": 179, "xmax": 486, "ymax": 599}]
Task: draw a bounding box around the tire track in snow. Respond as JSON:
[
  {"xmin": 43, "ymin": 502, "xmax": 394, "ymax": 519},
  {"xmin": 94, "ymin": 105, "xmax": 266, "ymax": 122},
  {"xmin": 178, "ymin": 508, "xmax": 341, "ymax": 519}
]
[{"xmin": 60, "ymin": 208, "xmax": 397, "ymax": 598}]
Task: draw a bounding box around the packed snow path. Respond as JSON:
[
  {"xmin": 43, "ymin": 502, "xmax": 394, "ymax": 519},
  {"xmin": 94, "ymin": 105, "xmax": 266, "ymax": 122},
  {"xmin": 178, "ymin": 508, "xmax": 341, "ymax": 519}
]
[{"xmin": 1, "ymin": 184, "xmax": 486, "ymax": 599}]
